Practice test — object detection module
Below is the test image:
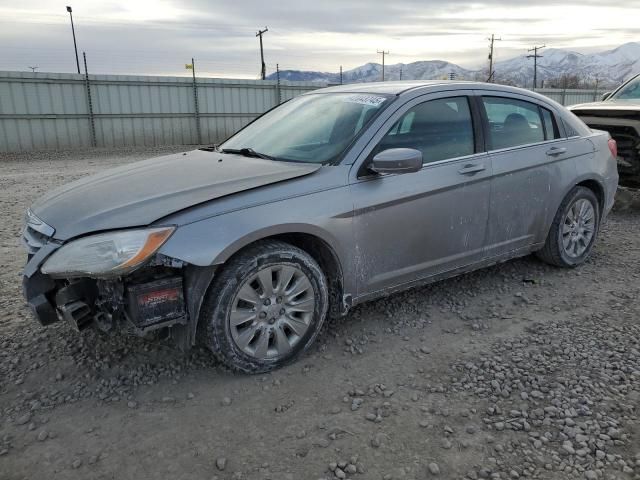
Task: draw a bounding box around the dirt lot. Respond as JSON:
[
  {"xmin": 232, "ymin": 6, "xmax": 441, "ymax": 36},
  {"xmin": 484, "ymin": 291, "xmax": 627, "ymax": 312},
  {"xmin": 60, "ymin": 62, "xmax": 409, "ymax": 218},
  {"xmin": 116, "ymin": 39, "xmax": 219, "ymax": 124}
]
[{"xmin": 1, "ymin": 148, "xmax": 639, "ymax": 480}]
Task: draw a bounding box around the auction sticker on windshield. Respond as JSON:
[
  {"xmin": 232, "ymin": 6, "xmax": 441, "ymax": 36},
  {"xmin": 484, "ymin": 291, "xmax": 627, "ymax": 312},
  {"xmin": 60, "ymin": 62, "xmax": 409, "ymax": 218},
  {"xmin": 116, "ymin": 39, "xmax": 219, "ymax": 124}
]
[{"xmin": 344, "ymin": 94, "xmax": 387, "ymax": 107}]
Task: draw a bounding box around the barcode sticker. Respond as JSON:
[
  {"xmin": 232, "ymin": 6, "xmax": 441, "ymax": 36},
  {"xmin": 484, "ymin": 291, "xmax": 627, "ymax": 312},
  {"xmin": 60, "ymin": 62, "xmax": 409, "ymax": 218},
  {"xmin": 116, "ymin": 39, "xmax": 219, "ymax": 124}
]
[{"xmin": 344, "ymin": 94, "xmax": 387, "ymax": 107}]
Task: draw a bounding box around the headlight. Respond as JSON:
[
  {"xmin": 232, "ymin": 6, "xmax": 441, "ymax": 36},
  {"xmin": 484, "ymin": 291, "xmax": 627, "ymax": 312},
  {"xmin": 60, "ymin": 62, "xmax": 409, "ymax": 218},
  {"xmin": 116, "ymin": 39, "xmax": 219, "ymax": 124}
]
[{"xmin": 41, "ymin": 227, "xmax": 175, "ymax": 278}]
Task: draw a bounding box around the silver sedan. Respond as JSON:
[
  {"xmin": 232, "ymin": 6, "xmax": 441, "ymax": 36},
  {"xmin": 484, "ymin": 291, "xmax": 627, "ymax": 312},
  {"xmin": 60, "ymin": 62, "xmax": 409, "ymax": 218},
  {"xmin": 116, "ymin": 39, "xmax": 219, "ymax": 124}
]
[{"xmin": 23, "ymin": 81, "xmax": 619, "ymax": 373}]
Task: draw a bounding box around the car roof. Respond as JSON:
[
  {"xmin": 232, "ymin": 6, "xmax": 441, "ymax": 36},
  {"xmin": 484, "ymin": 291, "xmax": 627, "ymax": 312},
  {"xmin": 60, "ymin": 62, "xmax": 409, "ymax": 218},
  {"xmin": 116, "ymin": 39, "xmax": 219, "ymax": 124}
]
[
  {"xmin": 309, "ymin": 80, "xmax": 550, "ymax": 97},
  {"xmin": 304, "ymin": 80, "xmax": 565, "ymax": 109},
  {"xmin": 314, "ymin": 80, "xmax": 459, "ymax": 95}
]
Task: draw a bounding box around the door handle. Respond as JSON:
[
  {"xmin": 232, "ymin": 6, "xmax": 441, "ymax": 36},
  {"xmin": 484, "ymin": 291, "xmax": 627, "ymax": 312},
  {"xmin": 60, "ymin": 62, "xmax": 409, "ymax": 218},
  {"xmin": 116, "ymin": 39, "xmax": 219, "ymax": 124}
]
[
  {"xmin": 546, "ymin": 147, "xmax": 567, "ymax": 156},
  {"xmin": 458, "ymin": 163, "xmax": 486, "ymax": 175}
]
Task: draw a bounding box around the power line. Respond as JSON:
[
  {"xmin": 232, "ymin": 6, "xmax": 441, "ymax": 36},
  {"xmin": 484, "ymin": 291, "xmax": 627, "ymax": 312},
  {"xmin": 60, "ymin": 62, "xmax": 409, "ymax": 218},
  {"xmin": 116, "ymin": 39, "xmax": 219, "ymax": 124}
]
[
  {"xmin": 487, "ymin": 34, "xmax": 501, "ymax": 83},
  {"xmin": 527, "ymin": 44, "xmax": 546, "ymax": 90},
  {"xmin": 256, "ymin": 27, "xmax": 268, "ymax": 80},
  {"xmin": 377, "ymin": 50, "xmax": 389, "ymax": 82}
]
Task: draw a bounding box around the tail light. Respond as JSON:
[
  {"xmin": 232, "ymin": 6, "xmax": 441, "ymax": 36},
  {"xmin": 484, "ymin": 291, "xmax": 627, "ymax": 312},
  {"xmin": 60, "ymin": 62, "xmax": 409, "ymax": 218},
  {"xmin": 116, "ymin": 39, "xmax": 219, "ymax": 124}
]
[{"xmin": 608, "ymin": 138, "xmax": 618, "ymax": 159}]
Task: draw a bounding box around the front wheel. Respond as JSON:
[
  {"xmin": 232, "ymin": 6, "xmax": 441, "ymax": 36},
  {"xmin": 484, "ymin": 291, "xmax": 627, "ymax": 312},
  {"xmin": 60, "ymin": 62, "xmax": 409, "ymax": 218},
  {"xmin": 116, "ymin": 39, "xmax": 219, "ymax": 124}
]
[
  {"xmin": 537, "ymin": 186, "xmax": 600, "ymax": 267},
  {"xmin": 199, "ymin": 240, "xmax": 329, "ymax": 373}
]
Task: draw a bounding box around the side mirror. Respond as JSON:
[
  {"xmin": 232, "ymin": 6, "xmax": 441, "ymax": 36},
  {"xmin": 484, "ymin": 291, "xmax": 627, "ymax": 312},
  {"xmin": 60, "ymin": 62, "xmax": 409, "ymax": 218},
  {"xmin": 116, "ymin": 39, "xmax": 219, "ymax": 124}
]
[
  {"xmin": 370, "ymin": 148, "xmax": 423, "ymax": 175},
  {"xmin": 601, "ymin": 92, "xmax": 612, "ymax": 101}
]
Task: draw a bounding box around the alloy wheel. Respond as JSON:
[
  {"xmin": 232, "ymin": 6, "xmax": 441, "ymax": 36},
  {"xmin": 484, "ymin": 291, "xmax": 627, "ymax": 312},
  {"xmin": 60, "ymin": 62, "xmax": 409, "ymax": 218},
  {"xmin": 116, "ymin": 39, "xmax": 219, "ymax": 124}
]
[
  {"xmin": 229, "ymin": 264, "xmax": 316, "ymax": 360},
  {"xmin": 561, "ymin": 198, "xmax": 596, "ymax": 258}
]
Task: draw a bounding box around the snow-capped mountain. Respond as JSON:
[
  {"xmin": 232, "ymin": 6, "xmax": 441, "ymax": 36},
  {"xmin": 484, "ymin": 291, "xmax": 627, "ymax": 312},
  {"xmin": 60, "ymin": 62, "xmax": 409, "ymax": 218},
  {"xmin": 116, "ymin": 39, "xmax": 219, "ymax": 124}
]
[
  {"xmin": 268, "ymin": 42, "xmax": 640, "ymax": 87},
  {"xmin": 493, "ymin": 42, "xmax": 640, "ymax": 87},
  {"xmin": 273, "ymin": 60, "xmax": 475, "ymax": 84}
]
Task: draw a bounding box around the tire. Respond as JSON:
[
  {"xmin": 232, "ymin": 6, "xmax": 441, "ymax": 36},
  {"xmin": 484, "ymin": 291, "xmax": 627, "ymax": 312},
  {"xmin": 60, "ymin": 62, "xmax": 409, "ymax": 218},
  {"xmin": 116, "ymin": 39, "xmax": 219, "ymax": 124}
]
[
  {"xmin": 199, "ymin": 240, "xmax": 329, "ymax": 373},
  {"xmin": 536, "ymin": 186, "xmax": 600, "ymax": 268}
]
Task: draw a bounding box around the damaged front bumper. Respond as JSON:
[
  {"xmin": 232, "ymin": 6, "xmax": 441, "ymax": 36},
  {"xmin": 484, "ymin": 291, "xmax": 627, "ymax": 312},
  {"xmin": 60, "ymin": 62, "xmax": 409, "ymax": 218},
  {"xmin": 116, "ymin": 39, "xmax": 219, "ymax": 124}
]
[
  {"xmin": 23, "ymin": 247, "xmax": 215, "ymax": 348},
  {"xmin": 23, "ymin": 266, "xmax": 187, "ymax": 335}
]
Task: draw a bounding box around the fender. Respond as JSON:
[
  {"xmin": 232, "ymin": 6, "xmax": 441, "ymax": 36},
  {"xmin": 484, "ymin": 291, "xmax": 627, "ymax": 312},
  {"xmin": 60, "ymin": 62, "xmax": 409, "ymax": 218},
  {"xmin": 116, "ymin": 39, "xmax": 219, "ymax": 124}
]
[
  {"xmin": 160, "ymin": 221, "xmax": 347, "ymax": 266},
  {"xmin": 166, "ymin": 225, "xmax": 350, "ymax": 348},
  {"xmin": 157, "ymin": 181, "xmax": 356, "ymax": 295},
  {"xmin": 539, "ymin": 173, "xmax": 608, "ymax": 246}
]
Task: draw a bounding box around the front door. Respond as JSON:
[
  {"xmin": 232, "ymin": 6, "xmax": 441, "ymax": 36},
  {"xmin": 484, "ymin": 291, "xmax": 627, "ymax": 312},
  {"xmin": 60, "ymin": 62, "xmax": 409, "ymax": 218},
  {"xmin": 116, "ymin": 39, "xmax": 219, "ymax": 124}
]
[{"xmin": 350, "ymin": 93, "xmax": 492, "ymax": 297}]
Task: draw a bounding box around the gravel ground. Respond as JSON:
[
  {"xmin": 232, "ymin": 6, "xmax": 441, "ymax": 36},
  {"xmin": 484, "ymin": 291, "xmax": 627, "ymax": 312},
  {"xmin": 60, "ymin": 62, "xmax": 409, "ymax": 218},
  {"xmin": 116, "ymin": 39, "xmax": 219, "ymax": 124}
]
[{"xmin": 1, "ymin": 148, "xmax": 639, "ymax": 480}]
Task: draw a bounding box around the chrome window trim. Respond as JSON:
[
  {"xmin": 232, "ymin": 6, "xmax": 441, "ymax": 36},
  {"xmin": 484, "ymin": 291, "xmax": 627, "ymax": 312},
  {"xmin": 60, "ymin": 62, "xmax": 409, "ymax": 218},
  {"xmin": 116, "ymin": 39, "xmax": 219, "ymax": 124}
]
[
  {"xmin": 485, "ymin": 137, "xmax": 566, "ymax": 155},
  {"xmin": 418, "ymin": 152, "xmax": 487, "ymax": 170}
]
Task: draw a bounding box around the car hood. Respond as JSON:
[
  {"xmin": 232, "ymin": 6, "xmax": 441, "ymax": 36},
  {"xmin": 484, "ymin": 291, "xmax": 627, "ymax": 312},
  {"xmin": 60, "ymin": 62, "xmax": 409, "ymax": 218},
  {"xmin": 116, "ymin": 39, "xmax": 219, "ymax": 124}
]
[
  {"xmin": 31, "ymin": 149, "xmax": 320, "ymax": 240},
  {"xmin": 570, "ymin": 99, "xmax": 640, "ymax": 112}
]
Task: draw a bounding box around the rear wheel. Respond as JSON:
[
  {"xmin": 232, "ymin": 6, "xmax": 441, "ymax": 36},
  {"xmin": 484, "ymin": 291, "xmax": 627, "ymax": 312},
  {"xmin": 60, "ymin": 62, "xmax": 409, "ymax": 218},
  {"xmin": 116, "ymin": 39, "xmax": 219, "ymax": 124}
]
[
  {"xmin": 199, "ymin": 240, "xmax": 328, "ymax": 373},
  {"xmin": 537, "ymin": 186, "xmax": 600, "ymax": 267}
]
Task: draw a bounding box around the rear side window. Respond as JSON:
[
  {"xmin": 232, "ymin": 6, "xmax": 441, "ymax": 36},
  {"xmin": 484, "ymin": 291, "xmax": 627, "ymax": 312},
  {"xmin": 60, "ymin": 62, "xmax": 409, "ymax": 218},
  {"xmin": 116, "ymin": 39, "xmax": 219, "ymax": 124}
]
[
  {"xmin": 375, "ymin": 96, "xmax": 475, "ymax": 164},
  {"xmin": 561, "ymin": 112, "xmax": 591, "ymax": 138},
  {"xmin": 482, "ymin": 97, "xmax": 545, "ymax": 149},
  {"xmin": 541, "ymin": 108, "xmax": 560, "ymax": 140}
]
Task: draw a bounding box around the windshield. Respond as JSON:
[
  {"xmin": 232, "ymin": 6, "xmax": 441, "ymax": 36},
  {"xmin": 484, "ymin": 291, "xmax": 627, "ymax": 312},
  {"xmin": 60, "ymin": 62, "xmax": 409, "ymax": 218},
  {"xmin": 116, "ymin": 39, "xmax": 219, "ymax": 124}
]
[
  {"xmin": 220, "ymin": 92, "xmax": 392, "ymax": 164},
  {"xmin": 612, "ymin": 75, "xmax": 640, "ymax": 100}
]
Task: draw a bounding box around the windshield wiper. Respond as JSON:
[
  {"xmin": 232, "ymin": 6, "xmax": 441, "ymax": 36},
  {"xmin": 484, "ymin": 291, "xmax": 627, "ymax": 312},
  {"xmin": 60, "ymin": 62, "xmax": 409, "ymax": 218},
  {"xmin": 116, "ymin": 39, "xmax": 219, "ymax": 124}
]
[{"xmin": 220, "ymin": 147, "xmax": 276, "ymax": 160}]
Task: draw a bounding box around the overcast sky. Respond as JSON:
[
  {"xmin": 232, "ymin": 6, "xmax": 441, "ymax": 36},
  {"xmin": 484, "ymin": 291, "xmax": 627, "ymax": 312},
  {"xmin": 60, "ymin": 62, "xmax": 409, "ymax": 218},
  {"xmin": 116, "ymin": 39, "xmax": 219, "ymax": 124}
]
[{"xmin": 0, "ymin": 0, "xmax": 638, "ymax": 78}]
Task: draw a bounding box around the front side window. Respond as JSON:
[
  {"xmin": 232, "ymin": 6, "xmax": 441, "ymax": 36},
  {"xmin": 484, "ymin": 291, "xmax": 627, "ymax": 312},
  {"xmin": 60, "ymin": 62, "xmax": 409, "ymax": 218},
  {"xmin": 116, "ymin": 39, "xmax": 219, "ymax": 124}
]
[
  {"xmin": 482, "ymin": 97, "xmax": 546, "ymax": 149},
  {"xmin": 221, "ymin": 93, "xmax": 391, "ymax": 164},
  {"xmin": 374, "ymin": 97, "xmax": 475, "ymax": 164}
]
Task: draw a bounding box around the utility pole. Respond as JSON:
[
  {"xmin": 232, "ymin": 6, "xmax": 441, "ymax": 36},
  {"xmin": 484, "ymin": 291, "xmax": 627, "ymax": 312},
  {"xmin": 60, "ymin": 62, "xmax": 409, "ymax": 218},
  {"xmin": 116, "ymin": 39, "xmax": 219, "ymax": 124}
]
[
  {"xmin": 189, "ymin": 58, "xmax": 202, "ymax": 144},
  {"xmin": 276, "ymin": 63, "xmax": 282, "ymax": 104},
  {"xmin": 28, "ymin": 66, "xmax": 39, "ymax": 73},
  {"xmin": 66, "ymin": 6, "xmax": 80, "ymax": 74},
  {"xmin": 399, "ymin": 65, "xmax": 403, "ymax": 80},
  {"xmin": 377, "ymin": 50, "xmax": 389, "ymax": 81},
  {"xmin": 487, "ymin": 34, "xmax": 501, "ymax": 82},
  {"xmin": 256, "ymin": 27, "xmax": 268, "ymax": 80},
  {"xmin": 339, "ymin": 65, "xmax": 343, "ymax": 85},
  {"xmin": 527, "ymin": 45, "xmax": 546, "ymax": 90}
]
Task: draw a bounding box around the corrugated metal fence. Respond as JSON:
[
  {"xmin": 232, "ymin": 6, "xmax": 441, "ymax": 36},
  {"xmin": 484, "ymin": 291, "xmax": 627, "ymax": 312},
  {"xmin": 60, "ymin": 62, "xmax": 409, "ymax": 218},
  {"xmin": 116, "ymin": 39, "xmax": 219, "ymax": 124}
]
[
  {"xmin": 0, "ymin": 71, "xmax": 604, "ymax": 153},
  {"xmin": 535, "ymin": 88, "xmax": 602, "ymax": 107},
  {"xmin": 0, "ymin": 71, "xmax": 325, "ymax": 152}
]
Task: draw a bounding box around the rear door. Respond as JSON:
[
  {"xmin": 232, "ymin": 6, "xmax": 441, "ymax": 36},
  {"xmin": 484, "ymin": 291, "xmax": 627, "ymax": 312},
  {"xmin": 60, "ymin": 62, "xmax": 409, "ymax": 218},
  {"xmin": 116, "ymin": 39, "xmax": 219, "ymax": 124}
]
[
  {"xmin": 477, "ymin": 92, "xmax": 577, "ymax": 255},
  {"xmin": 349, "ymin": 91, "xmax": 492, "ymax": 297}
]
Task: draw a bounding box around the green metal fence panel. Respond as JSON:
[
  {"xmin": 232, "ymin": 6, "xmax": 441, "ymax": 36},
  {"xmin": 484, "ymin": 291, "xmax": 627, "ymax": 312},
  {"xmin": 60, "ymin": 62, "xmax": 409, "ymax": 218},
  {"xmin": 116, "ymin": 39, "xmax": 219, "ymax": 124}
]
[{"xmin": 0, "ymin": 71, "xmax": 325, "ymax": 152}]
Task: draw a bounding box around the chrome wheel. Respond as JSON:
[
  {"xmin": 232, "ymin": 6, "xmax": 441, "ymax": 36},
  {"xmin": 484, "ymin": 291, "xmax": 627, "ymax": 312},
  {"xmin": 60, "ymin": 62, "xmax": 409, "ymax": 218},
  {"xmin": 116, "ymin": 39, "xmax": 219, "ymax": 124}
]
[
  {"xmin": 229, "ymin": 264, "xmax": 316, "ymax": 360},
  {"xmin": 561, "ymin": 198, "xmax": 596, "ymax": 258}
]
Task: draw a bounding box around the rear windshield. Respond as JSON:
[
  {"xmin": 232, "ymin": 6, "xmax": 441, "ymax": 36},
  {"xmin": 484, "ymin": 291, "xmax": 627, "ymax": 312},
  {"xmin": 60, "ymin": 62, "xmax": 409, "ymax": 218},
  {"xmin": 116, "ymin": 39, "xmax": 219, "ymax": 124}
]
[{"xmin": 221, "ymin": 93, "xmax": 392, "ymax": 164}]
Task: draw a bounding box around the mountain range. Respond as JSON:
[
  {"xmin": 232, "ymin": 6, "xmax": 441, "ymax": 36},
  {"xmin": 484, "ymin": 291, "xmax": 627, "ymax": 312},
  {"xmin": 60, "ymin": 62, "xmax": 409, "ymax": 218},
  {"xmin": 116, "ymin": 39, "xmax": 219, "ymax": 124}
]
[{"xmin": 268, "ymin": 42, "xmax": 640, "ymax": 88}]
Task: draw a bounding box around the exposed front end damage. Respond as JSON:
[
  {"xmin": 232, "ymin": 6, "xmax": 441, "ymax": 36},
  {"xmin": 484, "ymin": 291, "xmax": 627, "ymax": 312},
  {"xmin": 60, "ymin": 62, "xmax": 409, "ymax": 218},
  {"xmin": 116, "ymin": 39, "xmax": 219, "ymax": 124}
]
[{"xmin": 23, "ymin": 237, "xmax": 214, "ymax": 349}]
